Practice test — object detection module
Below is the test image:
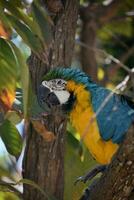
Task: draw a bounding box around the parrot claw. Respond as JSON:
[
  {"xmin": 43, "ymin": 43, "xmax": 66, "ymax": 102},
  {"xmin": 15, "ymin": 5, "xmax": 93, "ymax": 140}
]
[
  {"xmin": 74, "ymin": 164, "xmax": 107, "ymax": 185},
  {"xmin": 74, "ymin": 176, "xmax": 87, "ymax": 185},
  {"xmin": 75, "ymin": 165, "xmax": 108, "ymax": 200}
]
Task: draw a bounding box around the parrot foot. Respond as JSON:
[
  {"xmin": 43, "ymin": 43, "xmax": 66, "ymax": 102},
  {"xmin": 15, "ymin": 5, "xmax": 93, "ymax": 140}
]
[{"xmin": 74, "ymin": 164, "xmax": 107, "ymax": 185}]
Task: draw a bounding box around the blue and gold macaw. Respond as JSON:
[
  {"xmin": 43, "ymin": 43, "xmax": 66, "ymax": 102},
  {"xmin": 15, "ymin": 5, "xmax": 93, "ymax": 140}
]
[{"xmin": 39, "ymin": 67, "xmax": 134, "ymax": 165}]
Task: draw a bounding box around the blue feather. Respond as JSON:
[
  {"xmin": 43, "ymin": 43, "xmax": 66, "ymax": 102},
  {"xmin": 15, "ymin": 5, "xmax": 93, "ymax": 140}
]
[{"xmin": 91, "ymin": 87, "xmax": 134, "ymax": 143}]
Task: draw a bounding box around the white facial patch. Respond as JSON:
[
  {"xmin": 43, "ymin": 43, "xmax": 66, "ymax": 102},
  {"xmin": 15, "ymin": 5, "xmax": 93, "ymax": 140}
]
[
  {"xmin": 53, "ymin": 90, "xmax": 70, "ymax": 104},
  {"xmin": 42, "ymin": 79, "xmax": 67, "ymax": 91},
  {"xmin": 41, "ymin": 79, "xmax": 70, "ymax": 105}
]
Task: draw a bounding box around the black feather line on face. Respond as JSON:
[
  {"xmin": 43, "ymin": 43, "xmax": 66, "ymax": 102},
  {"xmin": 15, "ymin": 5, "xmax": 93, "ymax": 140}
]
[{"xmin": 62, "ymin": 92, "xmax": 76, "ymax": 113}]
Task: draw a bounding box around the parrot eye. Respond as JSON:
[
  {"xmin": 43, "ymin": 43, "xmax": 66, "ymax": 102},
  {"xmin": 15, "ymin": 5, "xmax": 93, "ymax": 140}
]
[
  {"xmin": 49, "ymin": 79, "xmax": 67, "ymax": 91},
  {"xmin": 42, "ymin": 79, "xmax": 67, "ymax": 92},
  {"xmin": 57, "ymin": 80, "xmax": 62, "ymax": 84}
]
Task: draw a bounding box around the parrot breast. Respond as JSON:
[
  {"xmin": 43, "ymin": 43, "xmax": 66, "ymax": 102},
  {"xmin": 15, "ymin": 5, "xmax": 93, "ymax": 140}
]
[{"xmin": 66, "ymin": 80, "xmax": 119, "ymax": 164}]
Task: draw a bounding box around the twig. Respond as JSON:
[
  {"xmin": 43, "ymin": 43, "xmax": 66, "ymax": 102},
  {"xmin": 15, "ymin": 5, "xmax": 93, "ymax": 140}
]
[{"xmin": 76, "ymin": 39, "xmax": 133, "ymax": 73}]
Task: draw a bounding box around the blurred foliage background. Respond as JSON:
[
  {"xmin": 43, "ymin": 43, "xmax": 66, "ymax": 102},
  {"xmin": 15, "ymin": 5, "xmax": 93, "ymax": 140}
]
[{"xmin": 0, "ymin": 0, "xmax": 133, "ymax": 199}]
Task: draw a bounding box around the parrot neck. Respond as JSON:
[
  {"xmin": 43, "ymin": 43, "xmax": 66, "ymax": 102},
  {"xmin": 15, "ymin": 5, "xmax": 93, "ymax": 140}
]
[
  {"xmin": 66, "ymin": 80, "xmax": 91, "ymax": 111},
  {"xmin": 66, "ymin": 80, "xmax": 94, "ymax": 137},
  {"xmin": 66, "ymin": 80, "xmax": 101, "ymax": 159}
]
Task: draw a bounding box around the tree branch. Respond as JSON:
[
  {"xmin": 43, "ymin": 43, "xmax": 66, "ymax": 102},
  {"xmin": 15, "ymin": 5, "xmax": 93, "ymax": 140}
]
[
  {"xmin": 110, "ymin": 46, "xmax": 134, "ymax": 71},
  {"xmin": 99, "ymin": 0, "xmax": 122, "ymax": 25},
  {"xmin": 107, "ymin": 46, "xmax": 134, "ymax": 83},
  {"xmin": 88, "ymin": 124, "xmax": 134, "ymax": 200},
  {"xmin": 80, "ymin": 0, "xmax": 122, "ymax": 25}
]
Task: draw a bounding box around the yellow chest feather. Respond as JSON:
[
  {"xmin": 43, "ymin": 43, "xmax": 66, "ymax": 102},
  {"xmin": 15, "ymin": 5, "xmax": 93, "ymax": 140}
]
[{"xmin": 66, "ymin": 81, "xmax": 118, "ymax": 164}]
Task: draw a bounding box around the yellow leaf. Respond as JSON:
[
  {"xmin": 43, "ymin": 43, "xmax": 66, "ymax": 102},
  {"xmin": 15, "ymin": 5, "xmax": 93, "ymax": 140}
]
[
  {"xmin": 0, "ymin": 21, "xmax": 10, "ymax": 39},
  {"xmin": 0, "ymin": 88, "xmax": 15, "ymax": 111}
]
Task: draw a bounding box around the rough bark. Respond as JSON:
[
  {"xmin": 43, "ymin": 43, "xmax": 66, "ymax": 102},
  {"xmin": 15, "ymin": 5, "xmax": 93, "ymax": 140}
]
[
  {"xmin": 88, "ymin": 124, "xmax": 134, "ymax": 200},
  {"xmin": 23, "ymin": 1, "xmax": 78, "ymax": 200}
]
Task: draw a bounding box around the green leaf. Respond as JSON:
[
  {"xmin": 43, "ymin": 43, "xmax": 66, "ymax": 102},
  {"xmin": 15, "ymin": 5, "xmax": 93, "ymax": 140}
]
[
  {"xmin": 0, "ymin": 120, "xmax": 23, "ymax": 157},
  {"xmin": 32, "ymin": 2, "xmax": 53, "ymax": 45},
  {"xmin": 0, "ymin": 7, "xmax": 11, "ymax": 33},
  {"xmin": 0, "ymin": 0, "xmax": 40, "ymax": 38},
  {"xmin": 0, "ymin": 37, "xmax": 17, "ymax": 67},
  {"xmin": 0, "ymin": 38, "xmax": 29, "ymax": 113},
  {"xmin": 0, "ymin": 191, "xmax": 20, "ymax": 200},
  {"xmin": 5, "ymin": 111, "xmax": 22, "ymax": 125},
  {"xmin": 0, "ymin": 0, "xmax": 52, "ymax": 50},
  {"xmin": 8, "ymin": 41, "xmax": 30, "ymax": 118},
  {"xmin": 6, "ymin": 14, "xmax": 43, "ymax": 54},
  {"xmin": 0, "ymin": 57, "xmax": 17, "ymax": 109},
  {"xmin": 0, "ymin": 0, "xmax": 23, "ymax": 9}
]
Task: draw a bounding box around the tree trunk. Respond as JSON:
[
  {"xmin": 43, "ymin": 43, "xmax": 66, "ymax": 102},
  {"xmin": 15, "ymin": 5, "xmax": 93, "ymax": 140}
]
[
  {"xmin": 80, "ymin": 18, "xmax": 98, "ymax": 82},
  {"xmin": 23, "ymin": 1, "xmax": 78, "ymax": 200}
]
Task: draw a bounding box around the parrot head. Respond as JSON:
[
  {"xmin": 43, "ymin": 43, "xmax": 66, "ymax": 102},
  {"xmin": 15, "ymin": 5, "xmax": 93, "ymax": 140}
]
[
  {"xmin": 38, "ymin": 67, "xmax": 94, "ymax": 112},
  {"xmin": 38, "ymin": 76, "xmax": 76, "ymax": 112}
]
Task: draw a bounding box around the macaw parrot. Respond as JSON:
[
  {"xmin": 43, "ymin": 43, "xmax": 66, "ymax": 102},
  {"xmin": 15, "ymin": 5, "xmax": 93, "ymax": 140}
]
[{"xmin": 38, "ymin": 67, "xmax": 134, "ymax": 198}]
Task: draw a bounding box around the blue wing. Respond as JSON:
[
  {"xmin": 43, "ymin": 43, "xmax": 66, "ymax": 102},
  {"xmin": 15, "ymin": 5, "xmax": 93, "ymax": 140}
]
[{"xmin": 91, "ymin": 87, "xmax": 134, "ymax": 144}]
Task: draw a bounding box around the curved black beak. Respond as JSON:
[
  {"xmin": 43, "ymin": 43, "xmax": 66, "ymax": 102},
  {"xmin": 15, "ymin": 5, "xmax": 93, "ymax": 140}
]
[{"xmin": 38, "ymin": 84, "xmax": 60, "ymax": 110}]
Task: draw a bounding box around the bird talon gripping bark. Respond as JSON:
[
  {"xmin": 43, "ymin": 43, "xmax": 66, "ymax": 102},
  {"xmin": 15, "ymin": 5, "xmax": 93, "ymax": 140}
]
[
  {"xmin": 74, "ymin": 176, "xmax": 87, "ymax": 185},
  {"xmin": 75, "ymin": 164, "xmax": 107, "ymax": 185}
]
